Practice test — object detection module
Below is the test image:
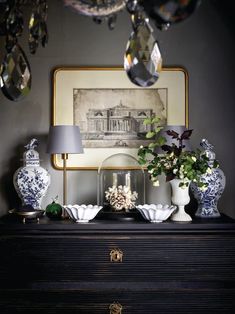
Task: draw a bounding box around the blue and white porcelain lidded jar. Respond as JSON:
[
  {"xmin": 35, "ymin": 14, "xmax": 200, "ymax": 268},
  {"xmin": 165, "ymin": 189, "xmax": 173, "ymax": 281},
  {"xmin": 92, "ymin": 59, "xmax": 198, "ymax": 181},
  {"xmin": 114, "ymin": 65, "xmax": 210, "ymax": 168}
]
[
  {"xmin": 13, "ymin": 139, "xmax": 50, "ymax": 209},
  {"xmin": 190, "ymin": 139, "xmax": 226, "ymax": 218}
]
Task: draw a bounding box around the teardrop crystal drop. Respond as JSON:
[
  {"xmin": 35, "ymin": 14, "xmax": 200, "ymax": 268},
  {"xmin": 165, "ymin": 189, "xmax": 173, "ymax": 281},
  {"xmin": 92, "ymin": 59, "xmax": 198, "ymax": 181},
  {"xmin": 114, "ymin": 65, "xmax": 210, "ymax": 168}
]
[
  {"xmin": 0, "ymin": 44, "xmax": 31, "ymax": 101},
  {"xmin": 29, "ymin": 9, "xmax": 41, "ymax": 54},
  {"xmin": 6, "ymin": 4, "xmax": 24, "ymax": 38},
  {"xmin": 124, "ymin": 21, "xmax": 162, "ymax": 87},
  {"xmin": 29, "ymin": 1, "xmax": 48, "ymax": 54},
  {"xmin": 142, "ymin": 0, "xmax": 201, "ymax": 30}
]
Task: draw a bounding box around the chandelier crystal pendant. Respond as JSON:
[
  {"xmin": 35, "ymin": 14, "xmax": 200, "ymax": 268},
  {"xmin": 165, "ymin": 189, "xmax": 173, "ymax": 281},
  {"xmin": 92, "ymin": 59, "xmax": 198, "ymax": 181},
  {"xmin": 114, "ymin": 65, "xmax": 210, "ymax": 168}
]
[
  {"xmin": 29, "ymin": 0, "xmax": 49, "ymax": 54},
  {"xmin": 124, "ymin": 11, "xmax": 162, "ymax": 87},
  {"xmin": 0, "ymin": 0, "xmax": 201, "ymax": 101},
  {"xmin": 0, "ymin": 1, "xmax": 31, "ymax": 101},
  {"xmin": 140, "ymin": 0, "xmax": 201, "ymax": 31},
  {"xmin": 0, "ymin": 0, "xmax": 48, "ymax": 102},
  {"xmin": 1, "ymin": 43, "xmax": 31, "ymax": 101}
]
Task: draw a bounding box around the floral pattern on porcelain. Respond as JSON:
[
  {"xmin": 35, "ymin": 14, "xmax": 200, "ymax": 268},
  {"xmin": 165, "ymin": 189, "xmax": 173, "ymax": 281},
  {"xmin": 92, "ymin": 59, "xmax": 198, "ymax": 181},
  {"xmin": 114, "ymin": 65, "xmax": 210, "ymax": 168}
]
[
  {"xmin": 190, "ymin": 139, "xmax": 226, "ymax": 218},
  {"xmin": 136, "ymin": 204, "xmax": 176, "ymax": 223},
  {"xmin": 191, "ymin": 168, "xmax": 225, "ymax": 217},
  {"xmin": 13, "ymin": 138, "xmax": 50, "ymax": 209}
]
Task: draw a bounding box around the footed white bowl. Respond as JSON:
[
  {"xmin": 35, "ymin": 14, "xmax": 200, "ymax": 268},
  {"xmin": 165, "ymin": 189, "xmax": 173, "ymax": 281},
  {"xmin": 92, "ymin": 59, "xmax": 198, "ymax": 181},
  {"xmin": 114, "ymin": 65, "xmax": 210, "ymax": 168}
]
[
  {"xmin": 136, "ymin": 204, "xmax": 177, "ymax": 223},
  {"xmin": 63, "ymin": 204, "xmax": 102, "ymax": 223}
]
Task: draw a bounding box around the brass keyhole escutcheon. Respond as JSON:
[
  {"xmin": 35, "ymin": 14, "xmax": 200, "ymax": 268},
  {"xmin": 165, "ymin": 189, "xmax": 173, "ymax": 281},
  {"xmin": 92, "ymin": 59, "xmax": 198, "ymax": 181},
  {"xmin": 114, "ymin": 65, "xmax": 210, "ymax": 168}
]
[
  {"xmin": 110, "ymin": 248, "xmax": 123, "ymax": 262},
  {"xmin": 109, "ymin": 301, "xmax": 123, "ymax": 314}
]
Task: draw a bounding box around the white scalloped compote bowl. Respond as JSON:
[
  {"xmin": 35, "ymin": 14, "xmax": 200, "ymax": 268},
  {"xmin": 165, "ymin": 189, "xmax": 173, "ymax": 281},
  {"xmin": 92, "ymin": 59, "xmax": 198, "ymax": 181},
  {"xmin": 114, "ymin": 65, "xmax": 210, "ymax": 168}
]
[
  {"xmin": 136, "ymin": 204, "xmax": 176, "ymax": 223},
  {"xmin": 63, "ymin": 204, "xmax": 103, "ymax": 223}
]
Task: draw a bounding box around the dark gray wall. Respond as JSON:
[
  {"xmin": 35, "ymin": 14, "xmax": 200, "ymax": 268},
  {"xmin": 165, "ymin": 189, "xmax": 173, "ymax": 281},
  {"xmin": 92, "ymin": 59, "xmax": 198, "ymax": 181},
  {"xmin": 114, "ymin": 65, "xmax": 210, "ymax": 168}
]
[{"xmin": 0, "ymin": 0, "xmax": 234, "ymax": 217}]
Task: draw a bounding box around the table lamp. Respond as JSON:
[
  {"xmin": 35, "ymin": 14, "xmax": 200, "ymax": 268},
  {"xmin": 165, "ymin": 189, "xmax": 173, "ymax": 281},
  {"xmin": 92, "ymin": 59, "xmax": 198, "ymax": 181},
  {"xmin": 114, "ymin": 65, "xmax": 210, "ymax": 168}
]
[{"xmin": 47, "ymin": 125, "xmax": 84, "ymax": 206}]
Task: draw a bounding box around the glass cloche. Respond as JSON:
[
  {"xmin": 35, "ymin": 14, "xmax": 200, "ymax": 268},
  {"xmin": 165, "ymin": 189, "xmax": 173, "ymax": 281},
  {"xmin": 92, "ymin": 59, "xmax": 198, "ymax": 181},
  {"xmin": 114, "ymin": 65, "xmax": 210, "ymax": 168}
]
[{"xmin": 97, "ymin": 153, "xmax": 145, "ymax": 212}]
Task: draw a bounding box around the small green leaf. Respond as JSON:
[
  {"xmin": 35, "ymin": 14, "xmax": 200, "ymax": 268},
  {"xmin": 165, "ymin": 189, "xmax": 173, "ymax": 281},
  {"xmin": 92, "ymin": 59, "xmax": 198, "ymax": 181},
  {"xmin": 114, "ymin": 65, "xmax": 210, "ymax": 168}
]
[
  {"xmin": 149, "ymin": 143, "xmax": 154, "ymax": 148},
  {"xmin": 151, "ymin": 117, "xmax": 161, "ymax": 124},
  {"xmin": 155, "ymin": 126, "xmax": 163, "ymax": 133},
  {"xmin": 146, "ymin": 131, "xmax": 155, "ymax": 139},
  {"xmin": 138, "ymin": 158, "xmax": 146, "ymax": 165},
  {"xmin": 146, "ymin": 148, "xmax": 154, "ymax": 155},
  {"xmin": 138, "ymin": 151, "xmax": 146, "ymax": 158},
  {"xmin": 143, "ymin": 118, "xmax": 152, "ymax": 125},
  {"xmin": 147, "ymin": 165, "xmax": 155, "ymax": 171},
  {"xmin": 157, "ymin": 136, "xmax": 166, "ymax": 146},
  {"xmin": 148, "ymin": 142, "xmax": 158, "ymax": 149}
]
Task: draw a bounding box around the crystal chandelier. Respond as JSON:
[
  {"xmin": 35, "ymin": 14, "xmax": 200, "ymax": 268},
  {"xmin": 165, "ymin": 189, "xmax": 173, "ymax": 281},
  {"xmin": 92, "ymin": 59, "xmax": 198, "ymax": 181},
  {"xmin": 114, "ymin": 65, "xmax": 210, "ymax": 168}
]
[
  {"xmin": 0, "ymin": 0, "xmax": 48, "ymax": 101},
  {"xmin": 0, "ymin": 0, "xmax": 200, "ymax": 102}
]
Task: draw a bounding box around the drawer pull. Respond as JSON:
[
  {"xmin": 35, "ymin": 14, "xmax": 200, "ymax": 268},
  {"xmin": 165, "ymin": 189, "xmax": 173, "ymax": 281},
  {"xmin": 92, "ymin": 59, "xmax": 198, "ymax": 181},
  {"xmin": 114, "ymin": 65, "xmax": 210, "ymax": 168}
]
[
  {"xmin": 109, "ymin": 302, "xmax": 123, "ymax": 314},
  {"xmin": 110, "ymin": 248, "xmax": 123, "ymax": 262}
]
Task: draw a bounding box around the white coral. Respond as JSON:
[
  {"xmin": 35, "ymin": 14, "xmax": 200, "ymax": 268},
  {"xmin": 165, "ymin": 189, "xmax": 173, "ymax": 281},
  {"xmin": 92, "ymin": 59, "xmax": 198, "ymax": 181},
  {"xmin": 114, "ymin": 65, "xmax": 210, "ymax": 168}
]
[{"xmin": 105, "ymin": 185, "xmax": 138, "ymax": 212}]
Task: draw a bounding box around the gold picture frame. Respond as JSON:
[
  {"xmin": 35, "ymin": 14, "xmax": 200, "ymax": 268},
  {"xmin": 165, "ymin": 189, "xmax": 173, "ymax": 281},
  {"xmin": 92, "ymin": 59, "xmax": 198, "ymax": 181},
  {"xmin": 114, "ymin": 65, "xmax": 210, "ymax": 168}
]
[{"xmin": 52, "ymin": 67, "xmax": 188, "ymax": 170}]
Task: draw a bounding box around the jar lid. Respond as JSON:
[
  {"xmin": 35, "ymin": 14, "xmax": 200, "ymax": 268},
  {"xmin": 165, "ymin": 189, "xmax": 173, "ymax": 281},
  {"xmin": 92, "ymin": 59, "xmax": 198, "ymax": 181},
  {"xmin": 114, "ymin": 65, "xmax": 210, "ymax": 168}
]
[
  {"xmin": 23, "ymin": 138, "xmax": 40, "ymax": 162},
  {"xmin": 200, "ymin": 138, "xmax": 215, "ymax": 161}
]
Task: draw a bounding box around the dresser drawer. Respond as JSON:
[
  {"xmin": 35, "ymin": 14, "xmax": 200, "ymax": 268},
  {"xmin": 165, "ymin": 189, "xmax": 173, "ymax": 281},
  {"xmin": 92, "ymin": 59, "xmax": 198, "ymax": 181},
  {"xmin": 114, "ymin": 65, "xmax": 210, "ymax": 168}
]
[
  {"xmin": 0, "ymin": 289, "xmax": 235, "ymax": 314},
  {"xmin": 1, "ymin": 234, "xmax": 235, "ymax": 287}
]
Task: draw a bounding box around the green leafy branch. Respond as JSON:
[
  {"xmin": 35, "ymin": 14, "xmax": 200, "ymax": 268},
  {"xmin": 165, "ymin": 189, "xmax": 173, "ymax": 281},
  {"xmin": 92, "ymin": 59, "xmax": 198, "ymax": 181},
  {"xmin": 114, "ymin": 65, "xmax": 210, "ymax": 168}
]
[{"xmin": 138, "ymin": 117, "xmax": 217, "ymax": 189}]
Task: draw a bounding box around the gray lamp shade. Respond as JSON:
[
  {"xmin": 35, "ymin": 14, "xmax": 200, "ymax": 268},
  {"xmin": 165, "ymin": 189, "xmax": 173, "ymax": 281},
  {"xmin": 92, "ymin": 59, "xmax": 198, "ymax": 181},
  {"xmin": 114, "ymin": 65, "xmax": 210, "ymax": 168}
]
[
  {"xmin": 156, "ymin": 125, "xmax": 192, "ymax": 153},
  {"xmin": 47, "ymin": 125, "xmax": 84, "ymax": 154}
]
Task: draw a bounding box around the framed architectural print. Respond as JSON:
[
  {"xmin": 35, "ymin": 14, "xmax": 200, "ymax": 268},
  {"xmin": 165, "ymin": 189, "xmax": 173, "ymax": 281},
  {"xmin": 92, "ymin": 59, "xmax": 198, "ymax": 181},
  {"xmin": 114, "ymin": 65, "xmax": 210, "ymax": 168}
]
[{"xmin": 52, "ymin": 67, "xmax": 188, "ymax": 169}]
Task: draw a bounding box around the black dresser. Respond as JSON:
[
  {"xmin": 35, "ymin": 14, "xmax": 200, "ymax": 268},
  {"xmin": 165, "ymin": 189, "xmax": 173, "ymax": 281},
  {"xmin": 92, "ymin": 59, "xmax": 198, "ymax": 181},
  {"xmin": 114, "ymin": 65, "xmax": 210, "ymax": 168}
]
[{"xmin": 0, "ymin": 214, "xmax": 235, "ymax": 314}]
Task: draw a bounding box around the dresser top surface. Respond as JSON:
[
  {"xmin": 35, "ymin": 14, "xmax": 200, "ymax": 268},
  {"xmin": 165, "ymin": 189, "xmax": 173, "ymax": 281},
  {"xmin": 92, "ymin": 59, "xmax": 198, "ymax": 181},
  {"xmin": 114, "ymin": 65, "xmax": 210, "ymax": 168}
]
[{"xmin": 0, "ymin": 212, "xmax": 235, "ymax": 234}]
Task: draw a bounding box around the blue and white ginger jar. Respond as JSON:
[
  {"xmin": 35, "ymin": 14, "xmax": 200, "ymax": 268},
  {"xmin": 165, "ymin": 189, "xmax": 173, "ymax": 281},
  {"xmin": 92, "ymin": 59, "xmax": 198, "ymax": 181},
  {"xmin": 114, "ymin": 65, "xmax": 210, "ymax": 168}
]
[
  {"xmin": 190, "ymin": 139, "xmax": 225, "ymax": 218},
  {"xmin": 13, "ymin": 138, "xmax": 50, "ymax": 209}
]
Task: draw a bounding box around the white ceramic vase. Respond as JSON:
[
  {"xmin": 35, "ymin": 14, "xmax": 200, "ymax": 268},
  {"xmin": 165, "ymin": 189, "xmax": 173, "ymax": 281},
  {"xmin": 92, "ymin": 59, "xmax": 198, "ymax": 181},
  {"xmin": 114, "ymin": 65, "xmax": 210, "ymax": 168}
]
[{"xmin": 170, "ymin": 178, "xmax": 192, "ymax": 222}]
